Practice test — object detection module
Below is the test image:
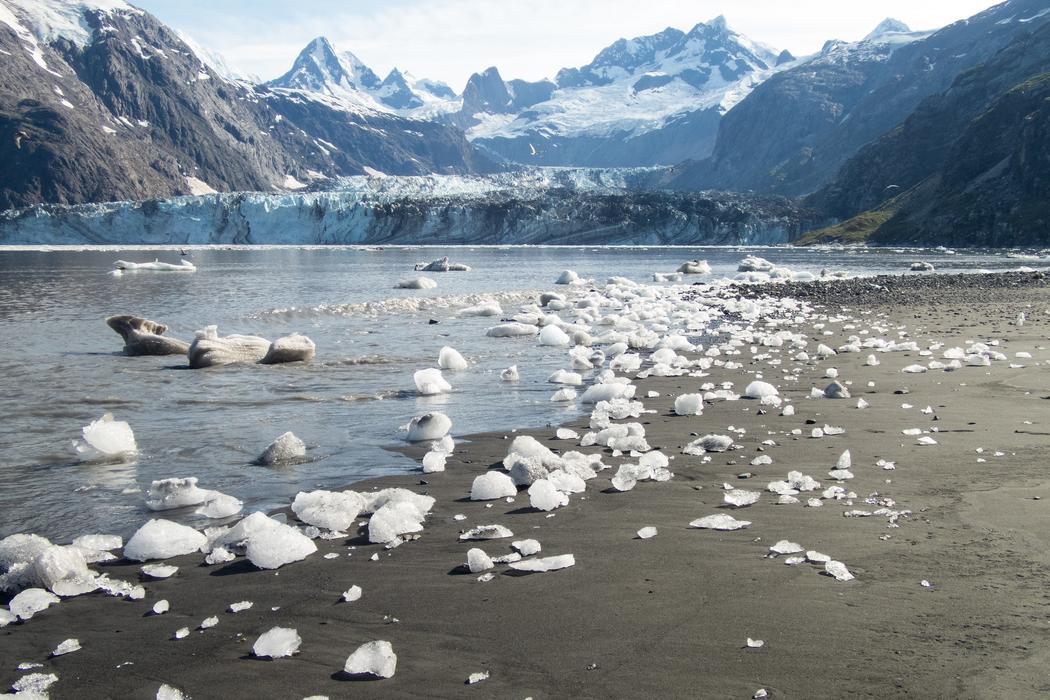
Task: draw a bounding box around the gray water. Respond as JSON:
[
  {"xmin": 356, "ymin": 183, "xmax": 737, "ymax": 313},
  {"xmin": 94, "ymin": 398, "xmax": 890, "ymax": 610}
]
[{"xmin": 0, "ymin": 245, "xmax": 1041, "ymax": 541}]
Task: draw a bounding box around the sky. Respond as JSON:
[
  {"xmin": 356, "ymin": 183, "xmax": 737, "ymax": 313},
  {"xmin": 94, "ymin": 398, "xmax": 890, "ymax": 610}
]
[{"xmin": 133, "ymin": 0, "xmax": 1002, "ymax": 89}]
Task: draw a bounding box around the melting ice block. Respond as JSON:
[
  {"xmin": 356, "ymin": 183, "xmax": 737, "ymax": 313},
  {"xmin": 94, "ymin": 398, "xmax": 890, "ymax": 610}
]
[
  {"xmin": 744, "ymin": 381, "xmax": 778, "ymax": 399},
  {"xmin": 825, "ymin": 560, "xmax": 855, "ymax": 581},
  {"xmin": 637, "ymin": 527, "xmax": 658, "ymax": 539},
  {"xmin": 246, "ymin": 524, "xmax": 317, "ymax": 570},
  {"xmin": 460, "ymin": 525, "xmax": 514, "ymax": 541},
  {"xmin": 124, "ymin": 520, "xmax": 207, "ymax": 562},
  {"xmin": 407, "ymin": 413, "xmax": 452, "ymax": 442},
  {"xmin": 508, "ymin": 554, "xmax": 575, "ymax": 573},
  {"xmin": 466, "ymin": 548, "xmax": 494, "ymax": 573},
  {"xmin": 396, "ymin": 276, "xmax": 437, "ymax": 289},
  {"xmin": 528, "ymin": 479, "xmax": 568, "ymax": 511},
  {"xmin": 368, "ymin": 502, "xmax": 427, "ymax": 544},
  {"xmin": 538, "ymin": 325, "xmax": 571, "ymax": 347},
  {"xmin": 10, "ymin": 587, "xmax": 60, "ymax": 619},
  {"xmin": 73, "ymin": 413, "xmax": 137, "ymax": 462},
  {"xmin": 723, "ymin": 489, "xmax": 761, "ymax": 508},
  {"xmin": 470, "ymin": 472, "xmax": 517, "ymax": 500},
  {"xmin": 292, "ymin": 490, "xmax": 365, "ymax": 532},
  {"xmin": 145, "ymin": 477, "xmax": 214, "ymax": 511},
  {"xmin": 486, "ymin": 323, "xmax": 538, "ymax": 338},
  {"xmin": 674, "ymin": 394, "xmax": 704, "ymax": 416},
  {"xmin": 256, "ymin": 432, "xmax": 306, "ymax": 466},
  {"xmin": 414, "ymin": 368, "xmax": 452, "ymax": 395},
  {"xmin": 344, "ymin": 640, "xmax": 397, "ymax": 678},
  {"xmin": 555, "ymin": 270, "xmax": 580, "ymax": 284},
  {"xmin": 438, "ymin": 346, "xmax": 468, "ymax": 371},
  {"xmin": 689, "ymin": 514, "xmax": 751, "ymax": 531},
  {"xmin": 500, "ymin": 365, "xmax": 519, "ymax": 382},
  {"xmin": 253, "ymin": 627, "xmax": 302, "ymax": 659}
]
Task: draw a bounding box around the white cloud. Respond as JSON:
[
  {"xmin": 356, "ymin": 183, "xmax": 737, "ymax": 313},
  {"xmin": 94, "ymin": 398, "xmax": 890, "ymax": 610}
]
[{"xmin": 139, "ymin": 0, "xmax": 1000, "ymax": 89}]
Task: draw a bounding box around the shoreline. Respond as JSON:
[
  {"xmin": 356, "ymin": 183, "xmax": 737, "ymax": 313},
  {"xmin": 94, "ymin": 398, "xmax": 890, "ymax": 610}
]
[{"xmin": 2, "ymin": 273, "xmax": 1050, "ymax": 698}]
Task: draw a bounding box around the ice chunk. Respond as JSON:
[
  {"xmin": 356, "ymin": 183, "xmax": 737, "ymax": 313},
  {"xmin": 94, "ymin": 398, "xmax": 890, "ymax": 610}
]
[
  {"xmin": 538, "ymin": 325, "xmax": 571, "ymax": 347},
  {"xmin": 684, "ymin": 434, "xmax": 733, "ymax": 455},
  {"xmin": 486, "ymin": 323, "xmax": 538, "ymax": 338},
  {"xmin": 824, "ymin": 560, "xmax": 854, "ymax": 581},
  {"xmin": 438, "ymin": 346, "xmax": 468, "ymax": 371},
  {"xmin": 229, "ymin": 600, "xmax": 253, "ymax": 612},
  {"xmin": 551, "ymin": 388, "xmax": 577, "ymax": 402},
  {"xmin": 508, "ymin": 554, "xmax": 575, "ymax": 573},
  {"xmin": 548, "ymin": 369, "xmax": 583, "ymax": 385},
  {"xmin": 556, "ymin": 428, "xmax": 579, "ymax": 441},
  {"xmin": 368, "ymin": 502, "xmax": 426, "ymax": 544},
  {"xmin": 292, "ymin": 490, "xmax": 365, "ymax": 532},
  {"xmin": 344, "ymin": 640, "xmax": 397, "ymax": 678},
  {"xmin": 856, "ymin": 398, "xmax": 869, "ymax": 409},
  {"xmin": 200, "ymin": 616, "xmax": 218, "ymax": 630},
  {"xmin": 414, "ymin": 368, "xmax": 452, "ymax": 396},
  {"xmin": 157, "ymin": 684, "xmax": 186, "ymax": 700},
  {"xmin": 32, "ymin": 545, "xmax": 92, "ymax": 593},
  {"xmin": 253, "ymin": 627, "xmax": 302, "ymax": 659},
  {"xmin": 528, "ymin": 479, "xmax": 568, "ymax": 511},
  {"xmin": 674, "ymin": 393, "xmax": 704, "ymax": 416},
  {"xmin": 500, "ymin": 365, "xmax": 519, "ymax": 381},
  {"xmin": 342, "ymin": 585, "xmax": 362, "ymax": 603},
  {"xmin": 246, "ymin": 524, "xmax": 317, "ymax": 569},
  {"xmin": 152, "ymin": 600, "xmax": 169, "ymax": 615},
  {"xmin": 637, "ymin": 527, "xmax": 658, "ymax": 539},
  {"xmin": 512, "ymin": 539, "xmax": 541, "ymax": 556},
  {"xmin": 72, "ymin": 534, "xmax": 122, "ymax": 553},
  {"xmin": 10, "ymin": 587, "xmax": 60, "ymax": 620},
  {"xmin": 689, "ymin": 514, "xmax": 751, "ymax": 531},
  {"xmin": 74, "ymin": 413, "xmax": 137, "ymax": 462},
  {"xmin": 145, "ymin": 477, "xmax": 214, "ymax": 511},
  {"xmin": 396, "ymin": 276, "xmax": 437, "ymax": 289},
  {"xmin": 470, "ymin": 472, "xmax": 517, "ymax": 500},
  {"xmin": 50, "ymin": 638, "xmax": 80, "ymax": 657},
  {"xmin": 261, "ymin": 333, "xmax": 316, "ymax": 365},
  {"xmin": 422, "ymin": 451, "xmax": 447, "ymax": 473},
  {"xmin": 678, "ymin": 259, "xmax": 712, "ymax": 274},
  {"xmin": 769, "ymin": 540, "xmax": 803, "ymax": 555},
  {"xmin": 467, "ymin": 670, "xmax": 491, "ymax": 684},
  {"xmin": 194, "ymin": 493, "xmax": 243, "ymax": 519},
  {"xmin": 256, "ymin": 432, "xmax": 306, "ymax": 465},
  {"xmin": 124, "ymin": 520, "xmax": 207, "ymax": 562},
  {"xmin": 460, "ymin": 525, "xmax": 514, "ymax": 541},
  {"xmin": 901, "ymin": 364, "xmax": 927, "ymax": 374},
  {"xmin": 466, "ymin": 548, "xmax": 494, "ymax": 573},
  {"xmin": 407, "ymin": 412, "xmax": 452, "ymax": 442},
  {"xmin": 12, "ymin": 673, "xmax": 58, "ymax": 695},
  {"xmin": 0, "ymin": 534, "xmax": 52, "ymax": 571},
  {"xmin": 746, "ymin": 638, "xmax": 764, "ymax": 648},
  {"xmin": 745, "ymin": 381, "xmax": 778, "ymax": 399},
  {"xmin": 723, "ymin": 490, "xmax": 761, "ymax": 508},
  {"xmin": 555, "ymin": 270, "xmax": 580, "ymax": 284},
  {"xmin": 141, "ymin": 564, "xmax": 178, "ymax": 579}
]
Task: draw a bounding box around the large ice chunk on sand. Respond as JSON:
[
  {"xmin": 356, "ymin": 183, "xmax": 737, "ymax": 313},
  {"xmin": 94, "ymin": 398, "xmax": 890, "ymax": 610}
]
[
  {"xmin": 466, "ymin": 548, "xmax": 494, "ymax": 573},
  {"xmin": 73, "ymin": 413, "xmax": 137, "ymax": 462},
  {"xmin": 253, "ymin": 627, "xmax": 302, "ymax": 658},
  {"xmin": 246, "ymin": 524, "xmax": 317, "ymax": 570},
  {"xmin": 292, "ymin": 490, "xmax": 365, "ymax": 532},
  {"xmin": 407, "ymin": 413, "xmax": 452, "ymax": 442},
  {"xmin": 744, "ymin": 381, "xmax": 778, "ymax": 399},
  {"xmin": 256, "ymin": 432, "xmax": 306, "ymax": 465},
  {"xmin": 124, "ymin": 520, "xmax": 207, "ymax": 561},
  {"xmin": 367, "ymin": 502, "xmax": 427, "ymax": 544},
  {"xmin": 689, "ymin": 514, "xmax": 751, "ymax": 531},
  {"xmin": 470, "ymin": 472, "xmax": 517, "ymax": 500},
  {"xmin": 344, "ymin": 640, "xmax": 397, "ymax": 678},
  {"xmin": 32, "ymin": 545, "xmax": 92, "ymax": 593},
  {"xmin": 674, "ymin": 394, "xmax": 704, "ymax": 416},
  {"xmin": 528, "ymin": 480, "xmax": 568, "ymax": 511},
  {"xmin": 414, "ymin": 368, "xmax": 452, "ymax": 395},
  {"xmin": 10, "ymin": 587, "xmax": 60, "ymax": 619}
]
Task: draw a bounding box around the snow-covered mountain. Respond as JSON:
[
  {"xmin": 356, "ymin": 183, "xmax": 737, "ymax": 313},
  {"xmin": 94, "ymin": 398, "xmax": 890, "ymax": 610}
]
[
  {"xmin": 267, "ymin": 36, "xmax": 459, "ymax": 118},
  {"xmin": 0, "ymin": 0, "xmax": 491, "ymax": 209},
  {"xmin": 461, "ymin": 16, "xmax": 796, "ymax": 167}
]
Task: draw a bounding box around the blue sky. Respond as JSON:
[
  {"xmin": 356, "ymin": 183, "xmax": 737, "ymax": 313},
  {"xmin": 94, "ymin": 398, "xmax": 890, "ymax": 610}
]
[{"xmin": 134, "ymin": 0, "xmax": 1001, "ymax": 89}]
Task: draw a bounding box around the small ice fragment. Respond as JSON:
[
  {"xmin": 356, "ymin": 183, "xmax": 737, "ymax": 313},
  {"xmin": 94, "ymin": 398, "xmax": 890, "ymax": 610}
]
[
  {"xmin": 141, "ymin": 563, "xmax": 178, "ymax": 579},
  {"xmin": 508, "ymin": 554, "xmax": 575, "ymax": 573},
  {"xmin": 342, "ymin": 585, "xmax": 363, "ymax": 603},
  {"xmin": 253, "ymin": 627, "xmax": 302, "ymax": 659},
  {"xmin": 500, "ymin": 365, "xmax": 519, "ymax": 382},
  {"xmin": 689, "ymin": 514, "xmax": 751, "ymax": 531},
  {"xmin": 173, "ymin": 627, "xmax": 189, "ymax": 640},
  {"xmin": 229, "ymin": 600, "xmax": 253, "ymax": 613},
  {"xmin": 636, "ymin": 527, "xmax": 657, "ymax": 539},
  {"xmin": 917, "ymin": 436, "xmax": 938, "ymax": 445},
  {"xmin": 511, "ymin": 539, "xmax": 541, "ymax": 556},
  {"xmin": 199, "ymin": 616, "xmax": 218, "ymax": 630},
  {"xmin": 754, "ymin": 689, "xmax": 769, "ymax": 699},
  {"xmin": 825, "ymin": 560, "xmax": 854, "ymax": 581},
  {"xmin": 466, "ymin": 548, "xmax": 494, "ymax": 573},
  {"xmin": 344, "ymin": 640, "xmax": 397, "ymax": 678},
  {"xmin": 467, "ymin": 671, "xmax": 490, "ymax": 684},
  {"xmin": 459, "ymin": 525, "xmax": 514, "ymax": 541},
  {"xmin": 51, "ymin": 638, "xmax": 81, "ymax": 656},
  {"xmin": 723, "ymin": 489, "xmax": 760, "ymax": 508},
  {"xmin": 746, "ymin": 638, "xmax": 764, "ymax": 648},
  {"xmin": 769, "ymin": 540, "xmax": 803, "ymax": 555},
  {"xmin": 152, "ymin": 600, "xmax": 170, "ymax": 615},
  {"xmin": 256, "ymin": 432, "xmax": 306, "ymax": 465}
]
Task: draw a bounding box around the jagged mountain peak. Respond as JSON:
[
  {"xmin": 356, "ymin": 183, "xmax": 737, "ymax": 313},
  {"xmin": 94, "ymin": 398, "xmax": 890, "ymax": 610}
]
[{"xmin": 865, "ymin": 18, "xmax": 911, "ymax": 41}]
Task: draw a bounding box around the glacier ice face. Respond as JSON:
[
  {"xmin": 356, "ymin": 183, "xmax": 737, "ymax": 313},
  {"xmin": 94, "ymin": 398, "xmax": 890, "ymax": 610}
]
[{"xmin": 124, "ymin": 520, "xmax": 207, "ymax": 562}]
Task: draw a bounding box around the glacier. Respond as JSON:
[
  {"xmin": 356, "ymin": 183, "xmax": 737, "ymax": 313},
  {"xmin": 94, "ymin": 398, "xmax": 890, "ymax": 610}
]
[{"xmin": 0, "ymin": 169, "xmax": 817, "ymax": 246}]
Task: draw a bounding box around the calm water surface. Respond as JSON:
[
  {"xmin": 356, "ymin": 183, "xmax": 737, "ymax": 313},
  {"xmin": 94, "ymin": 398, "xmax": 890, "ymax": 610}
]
[{"xmin": 0, "ymin": 245, "xmax": 1040, "ymax": 540}]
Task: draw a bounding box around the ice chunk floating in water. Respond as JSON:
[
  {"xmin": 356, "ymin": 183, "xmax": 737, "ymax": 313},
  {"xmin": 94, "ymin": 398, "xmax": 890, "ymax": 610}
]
[
  {"xmin": 256, "ymin": 432, "xmax": 307, "ymax": 466},
  {"xmin": 407, "ymin": 413, "xmax": 452, "ymax": 442},
  {"xmin": 414, "ymin": 368, "xmax": 452, "ymax": 395},
  {"xmin": 73, "ymin": 413, "xmax": 137, "ymax": 463}
]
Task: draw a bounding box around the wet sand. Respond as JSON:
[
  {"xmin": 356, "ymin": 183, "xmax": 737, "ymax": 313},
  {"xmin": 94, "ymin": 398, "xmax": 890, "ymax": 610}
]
[{"xmin": 3, "ymin": 279, "xmax": 1050, "ymax": 699}]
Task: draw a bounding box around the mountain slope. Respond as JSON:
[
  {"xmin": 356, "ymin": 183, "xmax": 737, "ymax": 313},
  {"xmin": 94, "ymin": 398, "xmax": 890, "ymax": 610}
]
[
  {"xmin": 668, "ymin": 1, "xmax": 1050, "ymax": 196},
  {"xmin": 0, "ymin": 1, "xmax": 490, "ymax": 209},
  {"xmin": 462, "ymin": 17, "xmax": 791, "ymax": 167}
]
